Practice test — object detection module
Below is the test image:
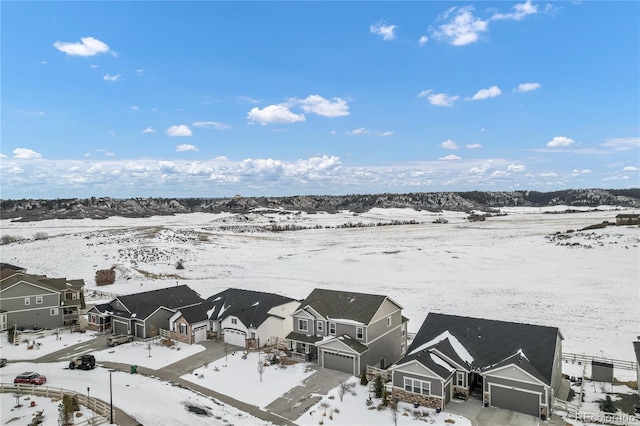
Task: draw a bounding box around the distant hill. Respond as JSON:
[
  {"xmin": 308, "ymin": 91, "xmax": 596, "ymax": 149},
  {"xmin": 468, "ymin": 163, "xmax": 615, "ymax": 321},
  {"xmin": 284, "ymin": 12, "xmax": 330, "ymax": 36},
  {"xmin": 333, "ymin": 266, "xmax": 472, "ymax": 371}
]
[{"xmin": 1, "ymin": 188, "xmax": 638, "ymax": 222}]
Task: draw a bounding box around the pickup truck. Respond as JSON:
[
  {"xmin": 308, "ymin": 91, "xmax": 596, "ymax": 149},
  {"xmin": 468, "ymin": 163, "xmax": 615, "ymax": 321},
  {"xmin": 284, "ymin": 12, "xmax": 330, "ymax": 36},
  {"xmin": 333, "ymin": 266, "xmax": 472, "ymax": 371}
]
[{"xmin": 106, "ymin": 334, "xmax": 133, "ymax": 347}]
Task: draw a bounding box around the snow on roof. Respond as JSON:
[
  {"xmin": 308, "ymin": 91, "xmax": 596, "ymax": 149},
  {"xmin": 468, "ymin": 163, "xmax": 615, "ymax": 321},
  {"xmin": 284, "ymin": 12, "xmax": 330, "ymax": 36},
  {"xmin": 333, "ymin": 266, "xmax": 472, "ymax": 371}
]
[
  {"xmin": 430, "ymin": 353, "xmax": 455, "ymax": 373},
  {"xmin": 327, "ymin": 318, "xmax": 364, "ymax": 326},
  {"xmin": 516, "ymin": 348, "xmax": 528, "ymax": 360},
  {"xmin": 217, "ymin": 304, "xmax": 228, "ymax": 320},
  {"xmin": 211, "ymin": 296, "xmax": 222, "ymax": 302},
  {"xmin": 409, "ymin": 330, "xmax": 474, "ymax": 365},
  {"xmin": 251, "ymin": 301, "xmax": 259, "ymax": 307},
  {"xmin": 206, "ymin": 306, "xmax": 216, "ymax": 318}
]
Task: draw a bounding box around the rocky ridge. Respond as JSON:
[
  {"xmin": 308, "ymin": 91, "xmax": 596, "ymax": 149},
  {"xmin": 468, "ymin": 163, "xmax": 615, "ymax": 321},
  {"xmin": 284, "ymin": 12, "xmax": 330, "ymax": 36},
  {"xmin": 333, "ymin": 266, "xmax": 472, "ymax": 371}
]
[{"xmin": 1, "ymin": 188, "xmax": 638, "ymax": 222}]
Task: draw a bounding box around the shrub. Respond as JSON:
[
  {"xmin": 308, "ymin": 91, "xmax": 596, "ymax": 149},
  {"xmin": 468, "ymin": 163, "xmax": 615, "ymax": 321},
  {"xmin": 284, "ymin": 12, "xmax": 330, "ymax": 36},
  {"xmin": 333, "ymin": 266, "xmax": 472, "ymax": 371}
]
[
  {"xmin": 374, "ymin": 374, "xmax": 384, "ymax": 398},
  {"xmin": 175, "ymin": 260, "xmax": 185, "ymax": 270},
  {"xmin": 33, "ymin": 232, "xmax": 49, "ymax": 240},
  {"xmin": 0, "ymin": 235, "xmax": 22, "ymax": 245},
  {"xmin": 360, "ymin": 370, "xmax": 369, "ymax": 386},
  {"xmin": 95, "ymin": 267, "xmax": 116, "ymax": 286},
  {"xmin": 599, "ymin": 395, "xmax": 617, "ymax": 413}
]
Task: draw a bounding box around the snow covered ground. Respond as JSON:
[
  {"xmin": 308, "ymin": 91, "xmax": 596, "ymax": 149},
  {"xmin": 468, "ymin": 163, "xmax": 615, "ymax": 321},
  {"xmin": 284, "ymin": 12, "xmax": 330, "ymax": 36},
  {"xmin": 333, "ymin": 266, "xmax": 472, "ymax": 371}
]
[{"xmin": 2, "ymin": 206, "xmax": 638, "ymax": 361}]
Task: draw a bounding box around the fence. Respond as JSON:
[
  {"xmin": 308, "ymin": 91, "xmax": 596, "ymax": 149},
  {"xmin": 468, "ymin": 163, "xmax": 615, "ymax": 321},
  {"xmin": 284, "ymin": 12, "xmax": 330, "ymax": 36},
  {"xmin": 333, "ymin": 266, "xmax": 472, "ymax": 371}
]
[
  {"xmin": 0, "ymin": 383, "xmax": 112, "ymax": 425},
  {"xmin": 11, "ymin": 325, "xmax": 83, "ymax": 346},
  {"xmin": 562, "ymin": 352, "xmax": 637, "ymax": 371},
  {"xmin": 366, "ymin": 365, "xmax": 392, "ymax": 381}
]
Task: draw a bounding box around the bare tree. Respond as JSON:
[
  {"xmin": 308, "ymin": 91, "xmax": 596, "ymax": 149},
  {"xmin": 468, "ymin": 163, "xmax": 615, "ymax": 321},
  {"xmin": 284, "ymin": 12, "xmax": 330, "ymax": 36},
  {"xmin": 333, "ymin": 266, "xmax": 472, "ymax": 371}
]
[
  {"xmin": 338, "ymin": 379, "xmax": 347, "ymax": 402},
  {"xmin": 257, "ymin": 360, "xmax": 265, "ymax": 382},
  {"xmin": 390, "ymin": 400, "xmax": 398, "ymax": 426}
]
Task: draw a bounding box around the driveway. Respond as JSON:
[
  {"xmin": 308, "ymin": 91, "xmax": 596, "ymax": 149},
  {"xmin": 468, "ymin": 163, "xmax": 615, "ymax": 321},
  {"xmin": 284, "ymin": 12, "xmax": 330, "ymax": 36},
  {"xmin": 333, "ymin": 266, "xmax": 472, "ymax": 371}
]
[
  {"xmin": 265, "ymin": 365, "xmax": 352, "ymax": 421},
  {"xmin": 444, "ymin": 398, "xmax": 567, "ymax": 426}
]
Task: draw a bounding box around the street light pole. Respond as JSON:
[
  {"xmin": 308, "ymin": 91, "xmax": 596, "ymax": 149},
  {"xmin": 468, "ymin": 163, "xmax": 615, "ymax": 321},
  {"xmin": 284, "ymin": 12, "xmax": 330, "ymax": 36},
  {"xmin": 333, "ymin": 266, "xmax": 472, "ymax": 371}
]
[{"xmin": 110, "ymin": 370, "xmax": 114, "ymax": 424}]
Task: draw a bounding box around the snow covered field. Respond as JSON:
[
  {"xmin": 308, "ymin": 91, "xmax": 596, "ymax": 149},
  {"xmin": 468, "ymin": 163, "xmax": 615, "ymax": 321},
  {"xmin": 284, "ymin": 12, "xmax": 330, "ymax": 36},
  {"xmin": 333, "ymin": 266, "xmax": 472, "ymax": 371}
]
[{"xmin": 1, "ymin": 206, "xmax": 638, "ymax": 362}]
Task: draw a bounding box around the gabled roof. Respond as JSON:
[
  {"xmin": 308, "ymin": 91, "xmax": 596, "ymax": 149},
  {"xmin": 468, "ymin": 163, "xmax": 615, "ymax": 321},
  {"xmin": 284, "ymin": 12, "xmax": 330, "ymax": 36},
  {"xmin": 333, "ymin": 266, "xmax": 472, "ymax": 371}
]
[
  {"xmin": 113, "ymin": 285, "xmax": 204, "ymax": 320},
  {"xmin": 0, "ymin": 263, "xmax": 26, "ymax": 272},
  {"xmin": 0, "ymin": 273, "xmax": 61, "ymax": 293},
  {"xmin": 286, "ymin": 331, "xmax": 324, "ymax": 344},
  {"xmin": 401, "ymin": 313, "xmax": 561, "ymax": 385},
  {"xmin": 178, "ymin": 301, "xmax": 216, "ymax": 323},
  {"xmin": 206, "ymin": 288, "xmax": 296, "ymax": 328},
  {"xmin": 317, "ymin": 334, "xmax": 369, "ymax": 354},
  {"xmin": 299, "ymin": 288, "xmax": 389, "ymax": 325}
]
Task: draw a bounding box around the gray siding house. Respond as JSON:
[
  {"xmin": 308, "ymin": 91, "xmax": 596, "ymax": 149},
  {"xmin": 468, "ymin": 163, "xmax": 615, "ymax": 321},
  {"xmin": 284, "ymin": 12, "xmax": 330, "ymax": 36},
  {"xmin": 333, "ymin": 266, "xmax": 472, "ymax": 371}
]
[
  {"xmin": 390, "ymin": 313, "xmax": 563, "ymax": 420},
  {"xmin": 286, "ymin": 288, "xmax": 408, "ymax": 376},
  {"xmin": 87, "ymin": 285, "xmax": 204, "ymax": 339},
  {"xmin": 0, "ymin": 270, "xmax": 85, "ymax": 331}
]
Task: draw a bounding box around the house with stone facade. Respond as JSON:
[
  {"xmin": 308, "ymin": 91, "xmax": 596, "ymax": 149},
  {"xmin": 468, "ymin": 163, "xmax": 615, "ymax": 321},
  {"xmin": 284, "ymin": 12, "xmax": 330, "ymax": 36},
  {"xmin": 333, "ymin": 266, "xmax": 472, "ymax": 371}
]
[
  {"xmin": 389, "ymin": 313, "xmax": 563, "ymax": 420},
  {"xmin": 286, "ymin": 288, "xmax": 408, "ymax": 376}
]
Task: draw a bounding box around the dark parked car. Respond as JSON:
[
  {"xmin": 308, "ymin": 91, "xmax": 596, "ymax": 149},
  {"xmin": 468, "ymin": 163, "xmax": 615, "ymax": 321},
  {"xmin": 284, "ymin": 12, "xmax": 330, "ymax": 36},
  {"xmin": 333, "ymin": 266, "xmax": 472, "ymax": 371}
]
[
  {"xmin": 14, "ymin": 372, "xmax": 47, "ymax": 385},
  {"xmin": 0, "ymin": 358, "xmax": 7, "ymax": 368},
  {"xmin": 69, "ymin": 354, "xmax": 96, "ymax": 370}
]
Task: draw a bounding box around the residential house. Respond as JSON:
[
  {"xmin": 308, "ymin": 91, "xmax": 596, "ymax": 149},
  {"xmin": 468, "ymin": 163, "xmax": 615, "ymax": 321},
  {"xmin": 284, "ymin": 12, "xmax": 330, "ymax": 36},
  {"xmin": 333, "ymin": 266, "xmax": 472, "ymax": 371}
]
[
  {"xmin": 390, "ymin": 313, "xmax": 563, "ymax": 420},
  {"xmin": 286, "ymin": 288, "xmax": 408, "ymax": 376},
  {"xmin": 87, "ymin": 285, "xmax": 204, "ymax": 338},
  {"xmin": 616, "ymin": 213, "xmax": 640, "ymax": 225},
  {"xmin": 0, "ymin": 270, "xmax": 85, "ymax": 331},
  {"xmin": 188, "ymin": 288, "xmax": 299, "ymax": 348}
]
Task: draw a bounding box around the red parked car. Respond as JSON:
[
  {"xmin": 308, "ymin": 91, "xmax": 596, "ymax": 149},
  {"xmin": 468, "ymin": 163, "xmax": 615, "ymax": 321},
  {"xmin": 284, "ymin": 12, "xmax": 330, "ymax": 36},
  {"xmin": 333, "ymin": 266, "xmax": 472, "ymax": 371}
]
[{"xmin": 14, "ymin": 372, "xmax": 47, "ymax": 385}]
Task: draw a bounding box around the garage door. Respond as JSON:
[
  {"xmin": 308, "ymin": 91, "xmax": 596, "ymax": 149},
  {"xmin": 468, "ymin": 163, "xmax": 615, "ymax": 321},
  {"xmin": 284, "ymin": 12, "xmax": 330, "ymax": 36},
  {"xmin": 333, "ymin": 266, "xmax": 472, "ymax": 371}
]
[
  {"xmin": 224, "ymin": 329, "xmax": 246, "ymax": 348},
  {"xmin": 113, "ymin": 320, "xmax": 129, "ymax": 335},
  {"xmin": 194, "ymin": 327, "xmax": 207, "ymax": 343},
  {"xmin": 323, "ymin": 351, "xmax": 355, "ymax": 375},
  {"xmin": 490, "ymin": 385, "xmax": 539, "ymax": 417}
]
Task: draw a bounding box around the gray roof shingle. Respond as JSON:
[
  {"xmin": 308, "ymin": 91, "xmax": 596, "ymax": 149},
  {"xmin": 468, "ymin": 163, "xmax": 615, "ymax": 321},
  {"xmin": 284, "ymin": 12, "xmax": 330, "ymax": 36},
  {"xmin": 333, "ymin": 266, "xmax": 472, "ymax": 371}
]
[
  {"xmin": 206, "ymin": 288, "xmax": 296, "ymax": 328},
  {"xmin": 300, "ymin": 288, "xmax": 387, "ymax": 324}
]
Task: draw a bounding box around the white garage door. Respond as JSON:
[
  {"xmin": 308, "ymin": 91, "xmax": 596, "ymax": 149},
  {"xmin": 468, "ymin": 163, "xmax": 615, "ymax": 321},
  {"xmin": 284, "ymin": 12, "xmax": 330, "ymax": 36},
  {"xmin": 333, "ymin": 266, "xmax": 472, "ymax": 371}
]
[
  {"xmin": 194, "ymin": 327, "xmax": 207, "ymax": 343},
  {"xmin": 224, "ymin": 329, "xmax": 246, "ymax": 348}
]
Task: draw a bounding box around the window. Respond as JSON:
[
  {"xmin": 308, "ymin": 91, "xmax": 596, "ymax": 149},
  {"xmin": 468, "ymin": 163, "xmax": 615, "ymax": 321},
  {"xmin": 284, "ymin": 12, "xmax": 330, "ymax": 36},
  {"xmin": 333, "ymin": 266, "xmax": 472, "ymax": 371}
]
[
  {"xmin": 456, "ymin": 371, "xmax": 465, "ymax": 387},
  {"xmin": 50, "ymin": 308, "xmax": 59, "ymax": 316},
  {"xmin": 90, "ymin": 314, "xmax": 97, "ymax": 324},
  {"xmin": 180, "ymin": 323, "xmax": 187, "ymax": 335},
  {"xmin": 401, "ymin": 325, "xmax": 406, "ymax": 337},
  {"xmin": 298, "ymin": 319, "xmax": 308, "ymax": 332},
  {"xmin": 401, "ymin": 342, "xmax": 406, "ymax": 353},
  {"xmin": 404, "ymin": 378, "xmax": 430, "ymax": 396},
  {"xmin": 317, "ymin": 321, "xmax": 323, "ymax": 332},
  {"xmin": 35, "ymin": 296, "xmax": 43, "ymax": 304},
  {"xmin": 329, "ymin": 322, "xmax": 336, "ymax": 335},
  {"xmin": 25, "ymin": 298, "xmax": 30, "ymax": 306},
  {"xmin": 356, "ymin": 327, "xmax": 364, "ymax": 340},
  {"xmin": 387, "ymin": 316, "xmax": 392, "ymax": 327},
  {"xmin": 250, "ymin": 332, "xmax": 256, "ymax": 339},
  {"xmin": 300, "ymin": 343, "xmax": 309, "ymax": 353},
  {"xmin": 231, "ymin": 318, "xmax": 237, "ymax": 325}
]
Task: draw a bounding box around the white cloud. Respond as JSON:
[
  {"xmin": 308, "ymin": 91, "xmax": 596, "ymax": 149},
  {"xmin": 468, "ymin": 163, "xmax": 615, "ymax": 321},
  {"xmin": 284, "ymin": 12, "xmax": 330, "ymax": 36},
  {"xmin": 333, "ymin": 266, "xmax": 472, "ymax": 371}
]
[
  {"xmin": 623, "ymin": 166, "xmax": 638, "ymax": 172},
  {"xmin": 192, "ymin": 121, "xmax": 231, "ymax": 130},
  {"xmin": 90, "ymin": 64, "xmax": 98, "ymax": 69},
  {"xmin": 131, "ymin": 106, "xmax": 139, "ymax": 111},
  {"xmin": 470, "ymin": 86, "xmax": 501, "ymax": 100},
  {"xmin": 432, "ymin": 6, "xmax": 488, "ymax": 46},
  {"xmin": 296, "ymin": 95, "xmax": 349, "ymax": 117},
  {"xmin": 347, "ymin": 128, "xmax": 369, "ymax": 135},
  {"xmin": 507, "ymin": 164, "xmax": 525, "ymax": 172},
  {"xmin": 247, "ymin": 105, "xmax": 305, "ymax": 125},
  {"xmin": 237, "ymin": 96, "xmax": 261, "ymax": 104},
  {"xmin": 540, "ymin": 172, "xmax": 558, "ymax": 177},
  {"xmin": 176, "ymin": 144, "xmax": 198, "ymax": 152},
  {"xmin": 466, "ymin": 143, "xmax": 482, "ymax": 149},
  {"xmin": 418, "ymin": 90, "xmax": 459, "ymax": 107},
  {"xmin": 492, "ymin": 0, "xmax": 538, "ymax": 21},
  {"xmin": 41, "ymin": 60, "xmax": 48, "ymax": 65},
  {"xmin": 136, "ymin": 69, "xmax": 144, "ymax": 76},
  {"xmin": 600, "ymin": 137, "xmax": 640, "ymax": 151},
  {"xmin": 572, "ymin": 169, "xmax": 592, "ymax": 176},
  {"xmin": 109, "ymin": 130, "xmax": 116, "ymax": 137},
  {"xmin": 53, "ymin": 37, "xmax": 111, "ymax": 57},
  {"xmin": 547, "ymin": 136, "xmax": 575, "ymax": 148},
  {"xmin": 439, "ymin": 154, "xmax": 461, "ymax": 160},
  {"xmin": 441, "ymin": 140, "xmax": 459, "ymax": 150},
  {"xmin": 419, "ymin": 36, "xmax": 429, "ymax": 46},
  {"xmin": 166, "ymin": 125, "xmax": 193, "ymax": 137},
  {"xmin": 377, "ymin": 131, "xmax": 394, "ymax": 137},
  {"xmin": 142, "ymin": 127, "xmax": 156, "ymax": 134},
  {"xmin": 489, "ymin": 170, "xmax": 508, "ymax": 178},
  {"xmin": 13, "ymin": 148, "xmax": 42, "ymax": 159},
  {"xmin": 515, "ymin": 82, "xmax": 542, "ymax": 92},
  {"xmin": 103, "ymin": 74, "xmax": 122, "ymax": 82},
  {"xmin": 0, "ymin": 153, "xmax": 7, "ymax": 158},
  {"xmin": 370, "ymin": 22, "xmax": 397, "ymax": 41},
  {"xmin": 9, "ymin": 167, "xmax": 24, "ymax": 174}
]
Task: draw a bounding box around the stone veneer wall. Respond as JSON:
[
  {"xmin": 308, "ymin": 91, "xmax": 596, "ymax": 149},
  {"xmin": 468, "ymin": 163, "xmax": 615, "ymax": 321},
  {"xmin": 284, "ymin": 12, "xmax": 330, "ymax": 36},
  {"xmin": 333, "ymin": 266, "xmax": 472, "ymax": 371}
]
[{"xmin": 392, "ymin": 388, "xmax": 443, "ymax": 409}]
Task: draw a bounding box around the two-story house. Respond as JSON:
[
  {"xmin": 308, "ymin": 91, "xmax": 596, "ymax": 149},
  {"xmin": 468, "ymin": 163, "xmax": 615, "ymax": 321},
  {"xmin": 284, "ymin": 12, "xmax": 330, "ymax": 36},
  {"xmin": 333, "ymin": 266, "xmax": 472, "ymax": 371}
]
[
  {"xmin": 0, "ymin": 269, "xmax": 85, "ymax": 330},
  {"xmin": 286, "ymin": 288, "xmax": 408, "ymax": 376}
]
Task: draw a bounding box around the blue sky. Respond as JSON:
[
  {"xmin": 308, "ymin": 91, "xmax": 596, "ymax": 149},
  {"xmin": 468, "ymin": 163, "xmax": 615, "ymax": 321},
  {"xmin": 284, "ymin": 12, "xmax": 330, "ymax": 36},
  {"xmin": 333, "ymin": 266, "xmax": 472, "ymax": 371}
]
[{"xmin": 1, "ymin": 1, "xmax": 638, "ymax": 199}]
